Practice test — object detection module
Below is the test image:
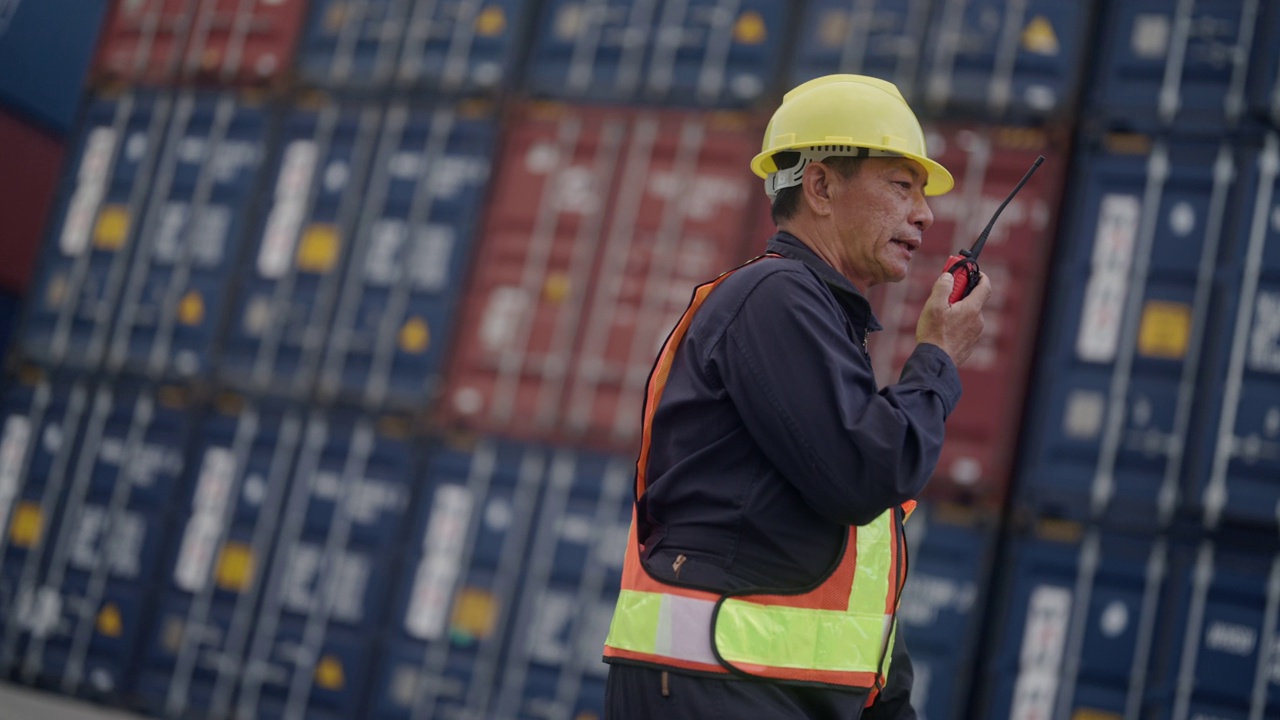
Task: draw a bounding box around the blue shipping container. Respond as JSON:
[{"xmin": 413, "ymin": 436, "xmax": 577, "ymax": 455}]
[
  {"xmin": 317, "ymin": 103, "xmax": 496, "ymax": 408},
  {"xmin": 527, "ymin": 0, "xmax": 785, "ymax": 107},
  {"xmin": 981, "ymin": 526, "xmax": 1170, "ymax": 719},
  {"xmin": 21, "ymin": 93, "xmax": 173, "ymax": 370},
  {"xmin": 1248, "ymin": 2, "xmax": 1280, "ymax": 129},
  {"xmin": 299, "ymin": 0, "xmax": 530, "ymax": 93},
  {"xmin": 1088, "ymin": 0, "xmax": 1261, "ymax": 132},
  {"xmin": 367, "ymin": 440, "xmax": 545, "ymax": 719},
  {"xmin": 0, "ymin": 380, "xmax": 191, "ymax": 701},
  {"xmin": 1019, "ymin": 136, "xmax": 1238, "ymax": 528},
  {"xmin": 136, "ymin": 399, "xmax": 305, "ymax": 719},
  {"xmin": 233, "ymin": 411, "xmax": 416, "ymax": 720},
  {"xmin": 920, "ymin": 0, "xmax": 1089, "ymax": 121},
  {"xmin": 220, "ymin": 103, "xmax": 384, "ymax": 399},
  {"xmin": 491, "ymin": 450, "xmax": 631, "ymax": 720},
  {"xmin": 1193, "ymin": 134, "xmax": 1280, "ymax": 531},
  {"xmin": 789, "ymin": 0, "xmax": 931, "ymax": 101},
  {"xmin": 104, "ymin": 93, "xmax": 269, "ymax": 381},
  {"xmin": 897, "ymin": 504, "xmax": 996, "ymax": 720},
  {"xmin": 0, "ymin": 0, "xmax": 109, "ymax": 135}
]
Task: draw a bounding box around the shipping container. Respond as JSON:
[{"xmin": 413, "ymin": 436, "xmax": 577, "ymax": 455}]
[
  {"xmin": 317, "ymin": 102, "xmax": 497, "ymax": 409},
  {"xmin": 1018, "ymin": 135, "xmax": 1237, "ymax": 528},
  {"xmin": 979, "ymin": 524, "xmax": 1170, "ymax": 719},
  {"xmin": 526, "ymin": 0, "xmax": 785, "ymax": 108},
  {"xmin": 1087, "ymin": 0, "xmax": 1260, "ymax": 133},
  {"xmin": 106, "ymin": 92, "xmax": 270, "ymax": 381},
  {"xmin": 897, "ymin": 503, "xmax": 997, "ymax": 720},
  {"xmin": 220, "ymin": 101, "xmax": 384, "ymax": 399},
  {"xmin": 0, "ymin": 293, "xmax": 19, "ymax": 361},
  {"xmin": 1157, "ymin": 540, "xmax": 1280, "ymax": 719},
  {"xmin": 232, "ymin": 411, "xmax": 417, "ymax": 720},
  {"xmin": 135, "ymin": 397, "xmax": 305, "ymax": 718},
  {"xmin": 297, "ymin": 0, "xmax": 531, "ymax": 94},
  {"xmin": 491, "ymin": 450, "xmax": 631, "ymax": 720},
  {"xmin": 0, "ymin": 371, "xmax": 94, "ymax": 684},
  {"xmin": 93, "ymin": 0, "xmax": 308, "ymax": 88},
  {"xmin": 0, "ymin": 109, "xmax": 66, "ymax": 295},
  {"xmin": 0, "ymin": 0, "xmax": 108, "ymax": 135},
  {"xmin": 789, "ymin": 0, "xmax": 931, "ymax": 101},
  {"xmin": 0, "ymin": 378, "xmax": 192, "ymax": 702},
  {"xmin": 366, "ymin": 440, "xmax": 545, "ymax": 719},
  {"xmin": 440, "ymin": 103, "xmax": 759, "ymax": 453},
  {"xmin": 1248, "ymin": 2, "xmax": 1280, "ymax": 129},
  {"xmin": 839, "ymin": 125, "xmax": 1065, "ymax": 512},
  {"xmin": 1192, "ymin": 134, "xmax": 1280, "ymax": 531}
]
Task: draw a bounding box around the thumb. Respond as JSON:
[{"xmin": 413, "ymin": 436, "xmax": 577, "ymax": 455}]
[{"xmin": 931, "ymin": 272, "xmax": 957, "ymax": 303}]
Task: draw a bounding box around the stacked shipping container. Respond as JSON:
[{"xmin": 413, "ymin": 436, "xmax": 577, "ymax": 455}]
[{"xmin": 6, "ymin": 1, "xmax": 1280, "ymax": 719}]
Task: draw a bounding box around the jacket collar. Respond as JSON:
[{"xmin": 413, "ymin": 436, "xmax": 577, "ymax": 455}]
[{"xmin": 766, "ymin": 231, "xmax": 882, "ymax": 332}]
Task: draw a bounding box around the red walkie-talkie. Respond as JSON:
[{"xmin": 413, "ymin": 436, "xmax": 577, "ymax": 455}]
[{"xmin": 943, "ymin": 155, "xmax": 1045, "ymax": 303}]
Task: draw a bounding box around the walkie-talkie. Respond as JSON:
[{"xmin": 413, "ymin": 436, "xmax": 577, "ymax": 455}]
[{"xmin": 943, "ymin": 155, "xmax": 1045, "ymax": 303}]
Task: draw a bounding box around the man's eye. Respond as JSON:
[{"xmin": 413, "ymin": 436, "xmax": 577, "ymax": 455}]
[{"xmin": 895, "ymin": 181, "xmax": 912, "ymax": 189}]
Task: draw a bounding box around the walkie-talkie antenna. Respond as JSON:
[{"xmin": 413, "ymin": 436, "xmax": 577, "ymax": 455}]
[{"xmin": 966, "ymin": 155, "xmax": 1044, "ymax": 261}]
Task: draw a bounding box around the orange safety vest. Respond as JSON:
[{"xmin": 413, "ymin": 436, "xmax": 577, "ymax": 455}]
[{"xmin": 603, "ymin": 254, "xmax": 914, "ymax": 696}]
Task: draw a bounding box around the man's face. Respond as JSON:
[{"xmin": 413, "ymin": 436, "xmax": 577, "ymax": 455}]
[{"xmin": 824, "ymin": 157, "xmax": 934, "ymax": 290}]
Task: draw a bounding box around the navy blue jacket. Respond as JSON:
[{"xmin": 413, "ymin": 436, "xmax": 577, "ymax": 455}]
[{"xmin": 605, "ymin": 232, "xmax": 963, "ymax": 719}]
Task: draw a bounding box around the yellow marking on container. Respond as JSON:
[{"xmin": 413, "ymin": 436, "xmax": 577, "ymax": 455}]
[
  {"xmin": 325, "ymin": 2, "xmax": 347, "ymax": 30},
  {"xmin": 1072, "ymin": 710, "xmax": 1121, "ymax": 720},
  {"xmin": 178, "ymin": 290, "xmax": 205, "ymax": 325},
  {"xmin": 1022, "ymin": 16, "xmax": 1060, "ymax": 55},
  {"xmin": 817, "ymin": 10, "xmax": 848, "ymax": 49},
  {"xmin": 296, "ymin": 224, "xmax": 342, "ymax": 273},
  {"xmin": 1137, "ymin": 300, "xmax": 1191, "ymax": 359},
  {"xmin": 97, "ymin": 603, "xmax": 124, "ymax": 638},
  {"xmin": 214, "ymin": 542, "xmax": 256, "ymax": 592},
  {"xmin": 543, "ymin": 273, "xmax": 572, "ymax": 302},
  {"xmin": 733, "ymin": 11, "xmax": 767, "ymax": 45},
  {"xmin": 476, "ymin": 6, "xmax": 507, "ymax": 36},
  {"xmin": 9, "ymin": 502, "xmax": 43, "ymax": 547},
  {"xmin": 315, "ymin": 655, "xmax": 346, "ymax": 690},
  {"xmin": 399, "ymin": 316, "xmax": 431, "ymax": 353},
  {"xmin": 450, "ymin": 587, "xmax": 498, "ymax": 642},
  {"xmin": 94, "ymin": 205, "xmax": 131, "ymax": 250}
]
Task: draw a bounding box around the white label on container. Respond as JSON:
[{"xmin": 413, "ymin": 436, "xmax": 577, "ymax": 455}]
[
  {"xmin": 1064, "ymin": 389, "xmax": 1106, "ymax": 439},
  {"xmin": 154, "ymin": 202, "xmax": 190, "ymax": 264},
  {"xmin": 346, "ymin": 477, "xmax": 407, "ymax": 526},
  {"xmin": 410, "ymin": 225, "xmax": 454, "ymax": 292},
  {"xmin": 60, "ymin": 128, "xmax": 119, "ymax": 255},
  {"xmin": 191, "ymin": 204, "xmax": 230, "ymax": 266},
  {"xmin": 405, "ymin": 484, "xmax": 474, "ymax": 639},
  {"xmin": 329, "ymin": 551, "xmax": 371, "ymax": 623},
  {"xmin": 281, "ymin": 545, "xmax": 369, "ymax": 622},
  {"xmin": 897, "ymin": 574, "xmax": 977, "ymax": 627},
  {"xmin": 1205, "ymin": 620, "xmax": 1257, "ymax": 656},
  {"xmin": 173, "ymin": 513, "xmax": 221, "ymax": 591},
  {"xmin": 1009, "ymin": 669, "xmax": 1059, "ymax": 720},
  {"xmin": 281, "ymin": 543, "xmax": 322, "ymax": 613},
  {"xmin": 258, "ymin": 140, "xmax": 317, "ymax": 279},
  {"xmin": 1092, "ymin": 194, "xmax": 1141, "ymax": 272},
  {"xmin": 1249, "ymin": 291, "xmax": 1280, "ymax": 373},
  {"xmin": 553, "ymin": 166, "xmax": 603, "ymax": 215},
  {"xmin": 426, "ymin": 156, "xmax": 489, "ymax": 199},
  {"xmin": 69, "ymin": 507, "xmax": 144, "ymax": 577},
  {"xmin": 1019, "ymin": 584, "xmax": 1072, "ymax": 668},
  {"xmin": 1131, "ymin": 14, "xmax": 1171, "ymax": 59},
  {"xmin": 529, "ymin": 590, "xmax": 574, "ymax": 664},
  {"xmin": 366, "ymin": 219, "xmax": 406, "ymax": 286},
  {"xmin": 480, "ymin": 287, "xmax": 531, "ymax": 353},
  {"xmin": 1077, "ymin": 271, "xmax": 1128, "ymax": 362},
  {"xmin": 0, "ymin": 415, "xmax": 31, "ymax": 540},
  {"xmin": 192, "ymin": 447, "xmax": 236, "ymax": 513}
]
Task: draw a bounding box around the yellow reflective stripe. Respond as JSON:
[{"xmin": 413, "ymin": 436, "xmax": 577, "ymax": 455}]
[
  {"xmin": 606, "ymin": 589, "xmax": 720, "ymax": 665},
  {"xmin": 714, "ymin": 601, "xmax": 888, "ymax": 672},
  {"xmin": 849, "ymin": 512, "xmax": 893, "ymax": 617}
]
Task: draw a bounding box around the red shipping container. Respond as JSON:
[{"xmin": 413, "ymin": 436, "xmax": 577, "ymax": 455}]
[
  {"xmin": 0, "ymin": 109, "xmax": 66, "ymax": 294},
  {"xmin": 441, "ymin": 103, "xmax": 763, "ymax": 453},
  {"xmin": 93, "ymin": 0, "xmax": 307, "ymax": 87},
  {"xmin": 757, "ymin": 125, "xmax": 1067, "ymax": 513}
]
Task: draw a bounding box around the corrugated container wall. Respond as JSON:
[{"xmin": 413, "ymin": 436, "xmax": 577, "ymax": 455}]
[
  {"xmin": 756, "ymin": 125, "xmax": 1066, "ymax": 513},
  {"xmin": 526, "ymin": 0, "xmax": 786, "ymax": 108},
  {"xmin": 0, "ymin": 0, "xmax": 108, "ymax": 135},
  {"xmin": 439, "ymin": 103, "xmax": 760, "ymax": 454},
  {"xmin": 20, "ymin": 91, "xmax": 269, "ymax": 379},
  {"xmin": 0, "ymin": 110, "xmax": 66, "ymax": 295},
  {"xmin": 93, "ymin": 0, "xmax": 308, "ymax": 88},
  {"xmin": 0, "ymin": 368, "xmax": 195, "ymax": 703},
  {"xmin": 297, "ymin": 0, "xmax": 533, "ymax": 94},
  {"xmin": 1017, "ymin": 134, "xmax": 1238, "ymax": 530},
  {"xmin": 789, "ymin": 0, "xmax": 931, "ymax": 100}
]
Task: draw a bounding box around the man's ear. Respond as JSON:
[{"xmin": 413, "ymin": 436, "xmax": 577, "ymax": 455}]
[{"xmin": 802, "ymin": 162, "xmax": 833, "ymax": 217}]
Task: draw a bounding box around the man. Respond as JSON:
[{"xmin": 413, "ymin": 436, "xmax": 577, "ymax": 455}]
[{"xmin": 602, "ymin": 74, "xmax": 991, "ymax": 718}]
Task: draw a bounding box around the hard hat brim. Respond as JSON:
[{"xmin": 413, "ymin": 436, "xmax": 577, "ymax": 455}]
[{"xmin": 751, "ymin": 145, "xmax": 954, "ymax": 196}]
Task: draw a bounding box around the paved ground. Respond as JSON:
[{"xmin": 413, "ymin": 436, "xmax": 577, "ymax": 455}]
[{"xmin": 0, "ymin": 682, "xmax": 149, "ymax": 719}]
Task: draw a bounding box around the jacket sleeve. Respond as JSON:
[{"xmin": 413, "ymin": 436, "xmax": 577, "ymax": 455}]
[
  {"xmin": 713, "ymin": 269, "xmax": 962, "ymax": 526},
  {"xmin": 863, "ymin": 629, "xmax": 918, "ymax": 719}
]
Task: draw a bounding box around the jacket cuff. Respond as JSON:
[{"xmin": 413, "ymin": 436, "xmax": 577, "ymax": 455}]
[{"xmin": 905, "ymin": 343, "xmax": 963, "ymax": 416}]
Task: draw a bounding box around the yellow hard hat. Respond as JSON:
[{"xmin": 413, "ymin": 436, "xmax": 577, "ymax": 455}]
[{"xmin": 752, "ymin": 74, "xmax": 954, "ymax": 198}]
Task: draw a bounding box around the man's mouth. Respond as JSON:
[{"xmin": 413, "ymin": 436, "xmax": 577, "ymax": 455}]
[{"xmin": 891, "ymin": 238, "xmax": 919, "ymax": 253}]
